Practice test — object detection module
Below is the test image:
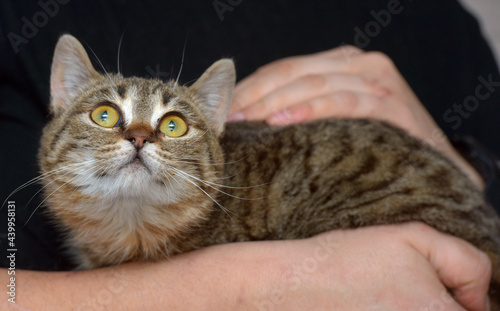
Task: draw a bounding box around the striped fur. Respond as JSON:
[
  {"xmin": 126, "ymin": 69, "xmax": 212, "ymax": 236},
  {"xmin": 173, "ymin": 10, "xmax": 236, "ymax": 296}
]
[{"xmin": 39, "ymin": 35, "xmax": 500, "ymax": 306}]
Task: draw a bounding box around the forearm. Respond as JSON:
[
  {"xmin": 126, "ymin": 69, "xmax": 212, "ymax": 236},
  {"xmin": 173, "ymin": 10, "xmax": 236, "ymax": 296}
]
[
  {"xmin": 3, "ymin": 264, "xmax": 162, "ymax": 310},
  {"xmin": 1, "ymin": 225, "xmax": 490, "ymax": 310},
  {"xmin": 1, "ymin": 247, "xmax": 261, "ymax": 311}
]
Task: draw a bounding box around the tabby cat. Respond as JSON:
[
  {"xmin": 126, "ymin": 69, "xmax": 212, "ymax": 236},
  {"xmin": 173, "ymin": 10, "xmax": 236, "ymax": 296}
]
[{"xmin": 39, "ymin": 35, "xmax": 500, "ymax": 305}]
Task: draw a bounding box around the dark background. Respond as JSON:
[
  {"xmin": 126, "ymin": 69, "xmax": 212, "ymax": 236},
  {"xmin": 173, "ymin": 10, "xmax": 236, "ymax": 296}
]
[{"xmin": 1, "ymin": 0, "xmax": 499, "ymax": 270}]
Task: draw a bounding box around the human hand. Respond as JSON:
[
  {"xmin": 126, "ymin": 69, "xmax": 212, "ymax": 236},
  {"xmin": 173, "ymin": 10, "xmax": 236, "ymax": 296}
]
[
  {"xmin": 229, "ymin": 47, "xmax": 484, "ymax": 189},
  {"xmin": 208, "ymin": 223, "xmax": 491, "ymax": 311},
  {"xmin": 7, "ymin": 224, "xmax": 491, "ymax": 311}
]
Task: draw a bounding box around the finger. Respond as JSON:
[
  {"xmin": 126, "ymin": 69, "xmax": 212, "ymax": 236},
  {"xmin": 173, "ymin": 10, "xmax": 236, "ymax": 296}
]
[
  {"xmin": 232, "ymin": 57, "xmax": 353, "ymax": 114},
  {"xmin": 433, "ymin": 240, "xmax": 491, "ymax": 311},
  {"xmin": 267, "ymin": 92, "xmax": 431, "ymax": 141},
  {"xmin": 404, "ymin": 223, "xmax": 492, "ymax": 311},
  {"xmin": 265, "ymin": 91, "xmax": 385, "ymax": 125},
  {"xmin": 232, "ymin": 49, "xmax": 400, "ymax": 116},
  {"xmin": 314, "ymin": 45, "xmax": 365, "ymax": 62},
  {"xmin": 231, "ymin": 74, "xmax": 388, "ymax": 122}
]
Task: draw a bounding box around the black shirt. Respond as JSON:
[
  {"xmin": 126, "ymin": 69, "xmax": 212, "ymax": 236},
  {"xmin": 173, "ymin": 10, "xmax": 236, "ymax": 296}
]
[{"xmin": 1, "ymin": 0, "xmax": 499, "ymax": 270}]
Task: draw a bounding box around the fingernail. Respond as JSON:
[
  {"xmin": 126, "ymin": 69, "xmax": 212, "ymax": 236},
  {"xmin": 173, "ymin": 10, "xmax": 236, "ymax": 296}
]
[
  {"xmin": 268, "ymin": 109, "xmax": 291, "ymax": 125},
  {"xmin": 227, "ymin": 112, "xmax": 245, "ymax": 122}
]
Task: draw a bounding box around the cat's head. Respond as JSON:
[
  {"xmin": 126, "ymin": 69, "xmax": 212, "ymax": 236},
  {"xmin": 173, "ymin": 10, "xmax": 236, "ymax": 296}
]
[{"xmin": 39, "ymin": 34, "xmax": 235, "ymax": 209}]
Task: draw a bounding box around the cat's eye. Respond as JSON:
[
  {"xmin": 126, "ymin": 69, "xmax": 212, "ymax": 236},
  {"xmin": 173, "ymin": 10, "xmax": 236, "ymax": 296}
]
[
  {"xmin": 159, "ymin": 115, "xmax": 188, "ymax": 137},
  {"xmin": 91, "ymin": 105, "xmax": 121, "ymax": 128}
]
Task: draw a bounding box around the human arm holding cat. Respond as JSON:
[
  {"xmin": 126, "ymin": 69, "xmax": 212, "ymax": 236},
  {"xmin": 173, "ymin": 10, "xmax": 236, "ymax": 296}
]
[
  {"xmin": 0, "ymin": 223, "xmax": 490, "ymax": 311},
  {"xmin": 229, "ymin": 46, "xmax": 484, "ymax": 189}
]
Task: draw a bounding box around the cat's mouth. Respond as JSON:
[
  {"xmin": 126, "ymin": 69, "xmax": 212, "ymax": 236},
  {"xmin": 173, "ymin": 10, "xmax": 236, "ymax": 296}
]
[{"xmin": 123, "ymin": 155, "xmax": 152, "ymax": 174}]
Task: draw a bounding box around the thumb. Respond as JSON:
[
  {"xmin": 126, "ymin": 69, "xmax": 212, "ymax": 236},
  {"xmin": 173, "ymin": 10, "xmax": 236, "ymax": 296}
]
[{"xmin": 405, "ymin": 223, "xmax": 492, "ymax": 311}]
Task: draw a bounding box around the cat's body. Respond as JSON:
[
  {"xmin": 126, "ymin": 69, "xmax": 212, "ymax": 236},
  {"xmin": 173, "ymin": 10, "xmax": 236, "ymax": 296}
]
[{"xmin": 39, "ymin": 35, "xmax": 500, "ymax": 306}]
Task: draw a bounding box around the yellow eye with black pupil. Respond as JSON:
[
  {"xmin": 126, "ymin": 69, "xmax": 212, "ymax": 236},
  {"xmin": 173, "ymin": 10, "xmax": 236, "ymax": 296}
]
[
  {"xmin": 91, "ymin": 105, "xmax": 121, "ymax": 128},
  {"xmin": 159, "ymin": 115, "xmax": 188, "ymax": 137}
]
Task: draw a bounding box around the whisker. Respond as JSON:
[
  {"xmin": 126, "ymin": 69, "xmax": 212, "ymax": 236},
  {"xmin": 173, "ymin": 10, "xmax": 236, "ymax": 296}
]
[
  {"xmin": 192, "ymin": 128, "xmax": 210, "ymax": 143},
  {"xmin": 173, "ymin": 34, "xmax": 189, "ymax": 91},
  {"xmin": 24, "ymin": 165, "xmax": 89, "ymax": 211},
  {"xmin": 161, "ymin": 169, "xmax": 185, "ymax": 194},
  {"xmin": 169, "ymin": 166, "xmax": 265, "ymax": 200},
  {"xmin": 169, "ymin": 167, "xmax": 237, "ymax": 221},
  {"xmin": 69, "ymin": 161, "xmax": 108, "ymax": 198},
  {"xmin": 166, "ymin": 157, "xmax": 270, "ymax": 189},
  {"xmin": 155, "ymin": 150, "xmax": 269, "ymax": 191},
  {"xmin": 174, "ymin": 154, "xmax": 250, "ymax": 166},
  {"xmin": 1, "ymin": 161, "xmax": 98, "ymax": 209},
  {"xmin": 169, "ymin": 160, "xmax": 227, "ymax": 166},
  {"xmin": 117, "ymin": 31, "xmax": 127, "ymax": 75},
  {"xmin": 23, "ymin": 165, "xmax": 97, "ymax": 227},
  {"xmin": 84, "ymin": 42, "xmax": 117, "ymax": 87}
]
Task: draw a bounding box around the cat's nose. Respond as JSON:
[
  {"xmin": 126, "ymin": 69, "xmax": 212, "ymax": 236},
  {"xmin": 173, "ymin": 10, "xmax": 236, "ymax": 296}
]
[
  {"xmin": 125, "ymin": 124, "xmax": 155, "ymax": 150},
  {"xmin": 128, "ymin": 134, "xmax": 151, "ymax": 150}
]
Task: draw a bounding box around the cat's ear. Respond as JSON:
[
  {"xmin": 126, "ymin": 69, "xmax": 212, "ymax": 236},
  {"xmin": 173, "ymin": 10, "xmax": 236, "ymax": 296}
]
[
  {"xmin": 50, "ymin": 34, "xmax": 100, "ymax": 116},
  {"xmin": 190, "ymin": 59, "xmax": 236, "ymax": 135}
]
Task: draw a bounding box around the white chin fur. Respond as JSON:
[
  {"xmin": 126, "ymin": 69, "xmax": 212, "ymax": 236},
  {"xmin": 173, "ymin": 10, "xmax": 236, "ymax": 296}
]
[{"xmin": 74, "ymin": 142, "xmax": 184, "ymax": 206}]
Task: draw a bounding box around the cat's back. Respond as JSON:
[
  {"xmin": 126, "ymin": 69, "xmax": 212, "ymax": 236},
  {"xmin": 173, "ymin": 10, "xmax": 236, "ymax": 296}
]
[
  {"xmin": 221, "ymin": 118, "xmax": 473, "ymax": 195},
  {"xmin": 218, "ymin": 118, "xmax": 495, "ymax": 241}
]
